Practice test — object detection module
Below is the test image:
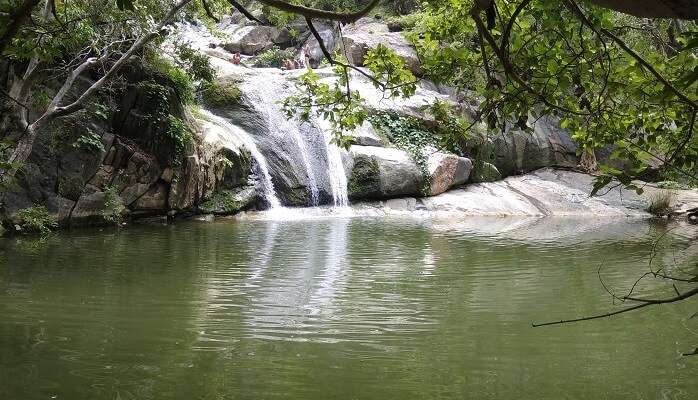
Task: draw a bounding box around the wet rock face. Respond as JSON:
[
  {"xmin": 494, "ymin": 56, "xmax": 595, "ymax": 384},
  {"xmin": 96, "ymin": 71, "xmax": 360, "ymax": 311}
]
[{"xmin": 199, "ymin": 186, "xmax": 258, "ymax": 215}]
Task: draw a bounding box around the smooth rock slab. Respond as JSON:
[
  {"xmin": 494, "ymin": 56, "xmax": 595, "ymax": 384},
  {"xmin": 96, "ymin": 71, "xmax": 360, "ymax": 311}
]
[{"xmin": 362, "ymin": 168, "xmax": 676, "ymax": 217}]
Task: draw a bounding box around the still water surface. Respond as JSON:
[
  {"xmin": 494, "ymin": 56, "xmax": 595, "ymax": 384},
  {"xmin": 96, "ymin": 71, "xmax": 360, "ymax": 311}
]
[{"xmin": 1, "ymin": 215, "xmax": 697, "ymax": 399}]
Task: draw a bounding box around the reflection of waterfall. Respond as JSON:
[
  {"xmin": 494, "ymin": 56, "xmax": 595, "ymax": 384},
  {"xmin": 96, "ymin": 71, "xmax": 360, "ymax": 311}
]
[
  {"xmin": 243, "ymin": 74, "xmax": 321, "ymax": 206},
  {"xmin": 198, "ymin": 109, "xmax": 282, "ymax": 208},
  {"xmin": 308, "ymin": 218, "xmax": 349, "ymax": 313}
]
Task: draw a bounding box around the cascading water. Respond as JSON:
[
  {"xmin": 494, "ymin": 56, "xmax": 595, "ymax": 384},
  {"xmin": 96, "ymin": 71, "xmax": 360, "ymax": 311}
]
[
  {"xmin": 240, "ymin": 73, "xmax": 321, "ymax": 206},
  {"xmin": 316, "ymin": 119, "xmax": 350, "ymax": 207},
  {"xmin": 198, "ymin": 109, "xmax": 282, "ymax": 209},
  {"xmin": 170, "ymin": 21, "xmax": 352, "ymax": 210}
]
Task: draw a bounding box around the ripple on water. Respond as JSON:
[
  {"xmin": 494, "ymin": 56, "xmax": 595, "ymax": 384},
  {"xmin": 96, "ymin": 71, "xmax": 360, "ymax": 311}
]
[{"xmin": 1, "ymin": 216, "xmax": 697, "ymax": 399}]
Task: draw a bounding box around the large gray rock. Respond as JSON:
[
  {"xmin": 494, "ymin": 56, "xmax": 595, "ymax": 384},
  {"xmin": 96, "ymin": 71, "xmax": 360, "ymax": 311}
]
[
  {"xmin": 427, "ymin": 150, "xmax": 472, "ymax": 195},
  {"xmin": 346, "ymin": 145, "xmax": 472, "ymax": 199},
  {"xmin": 302, "ymin": 25, "xmax": 337, "ymax": 68},
  {"xmin": 223, "ymin": 25, "xmax": 283, "ymax": 55},
  {"xmin": 200, "ymin": 185, "xmax": 258, "ymax": 215},
  {"xmin": 341, "ymin": 18, "xmax": 422, "ymax": 75},
  {"xmin": 350, "ymin": 121, "xmax": 386, "ymax": 147},
  {"xmin": 365, "ymin": 168, "xmax": 656, "ymax": 217},
  {"xmin": 487, "ymin": 116, "xmax": 579, "ymax": 177}
]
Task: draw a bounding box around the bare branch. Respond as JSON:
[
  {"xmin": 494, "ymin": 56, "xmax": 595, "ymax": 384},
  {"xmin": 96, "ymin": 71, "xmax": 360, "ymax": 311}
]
[
  {"xmin": 33, "ymin": 0, "xmax": 194, "ymax": 126},
  {"xmin": 533, "ymin": 286, "xmax": 698, "ymax": 327}
]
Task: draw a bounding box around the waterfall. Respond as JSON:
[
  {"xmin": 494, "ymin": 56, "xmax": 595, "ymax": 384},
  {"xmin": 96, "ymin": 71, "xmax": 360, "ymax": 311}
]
[
  {"xmin": 198, "ymin": 109, "xmax": 282, "ymax": 208},
  {"xmin": 241, "ymin": 73, "xmax": 321, "ymax": 206},
  {"xmin": 317, "ymin": 119, "xmax": 350, "ymax": 207}
]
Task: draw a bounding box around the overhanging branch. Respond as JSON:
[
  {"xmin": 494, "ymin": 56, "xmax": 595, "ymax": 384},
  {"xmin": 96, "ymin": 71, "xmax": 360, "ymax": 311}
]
[{"xmin": 259, "ymin": 0, "xmax": 380, "ymax": 23}]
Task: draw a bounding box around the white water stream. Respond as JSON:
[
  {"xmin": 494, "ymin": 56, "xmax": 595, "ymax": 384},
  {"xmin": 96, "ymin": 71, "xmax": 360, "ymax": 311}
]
[{"xmin": 199, "ymin": 109, "xmax": 282, "ymax": 208}]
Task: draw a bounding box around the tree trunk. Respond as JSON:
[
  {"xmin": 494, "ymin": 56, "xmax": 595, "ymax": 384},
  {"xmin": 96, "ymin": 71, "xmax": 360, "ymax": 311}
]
[{"xmin": 580, "ymin": 150, "xmax": 598, "ymax": 173}]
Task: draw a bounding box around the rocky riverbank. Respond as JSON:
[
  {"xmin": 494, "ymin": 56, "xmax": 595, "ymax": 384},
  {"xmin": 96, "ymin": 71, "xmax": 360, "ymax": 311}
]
[{"xmin": 2, "ymin": 14, "xmax": 695, "ymax": 234}]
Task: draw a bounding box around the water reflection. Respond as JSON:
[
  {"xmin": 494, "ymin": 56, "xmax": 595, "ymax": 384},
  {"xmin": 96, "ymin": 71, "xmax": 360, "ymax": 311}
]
[{"xmin": 1, "ymin": 217, "xmax": 697, "ymax": 399}]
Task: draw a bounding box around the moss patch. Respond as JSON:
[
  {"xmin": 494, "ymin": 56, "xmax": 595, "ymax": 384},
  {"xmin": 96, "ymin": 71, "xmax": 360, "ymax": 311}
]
[
  {"xmin": 200, "ymin": 186, "xmax": 256, "ymax": 215},
  {"xmin": 348, "ymin": 154, "xmax": 381, "ymax": 199},
  {"xmin": 201, "ymin": 80, "xmax": 242, "ymax": 108}
]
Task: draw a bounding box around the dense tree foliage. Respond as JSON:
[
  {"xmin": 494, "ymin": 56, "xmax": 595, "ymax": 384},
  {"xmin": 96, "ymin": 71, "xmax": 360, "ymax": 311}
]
[{"xmin": 409, "ymin": 0, "xmax": 698, "ymax": 190}]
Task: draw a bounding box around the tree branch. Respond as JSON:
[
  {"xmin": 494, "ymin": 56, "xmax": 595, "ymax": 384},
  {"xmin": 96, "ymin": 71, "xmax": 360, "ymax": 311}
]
[
  {"xmin": 533, "ymin": 286, "xmax": 698, "ymax": 327},
  {"xmin": 33, "ymin": 0, "xmax": 193, "ymax": 127},
  {"xmin": 564, "ymin": 0, "xmax": 697, "ymax": 110},
  {"xmin": 201, "ymin": 0, "xmax": 220, "ymax": 23},
  {"xmin": 258, "ymin": 0, "xmax": 380, "ymax": 24},
  {"xmin": 470, "ymin": 6, "xmax": 589, "ymax": 116},
  {"xmin": 227, "ymin": 0, "xmax": 267, "ymax": 25}
]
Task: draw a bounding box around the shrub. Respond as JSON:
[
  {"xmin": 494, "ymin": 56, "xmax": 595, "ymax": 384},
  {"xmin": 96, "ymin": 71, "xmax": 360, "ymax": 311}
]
[
  {"xmin": 253, "ymin": 47, "xmax": 296, "ymax": 68},
  {"xmin": 166, "ymin": 115, "xmax": 194, "ymax": 167},
  {"xmin": 646, "ymin": 190, "xmax": 675, "ymax": 216},
  {"xmin": 201, "ymin": 80, "xmax": 243, "ymax": 107},
  {"xmin": 17, "ymin": 206, "xmax": 58, "ymax": 235},
  {"xmin": 102, "ymin": 186, "xmax": 126, "ymax": 224},
  {"xmin": 73, "ymin": 131, "xmax": 105, "ymax": 153}
]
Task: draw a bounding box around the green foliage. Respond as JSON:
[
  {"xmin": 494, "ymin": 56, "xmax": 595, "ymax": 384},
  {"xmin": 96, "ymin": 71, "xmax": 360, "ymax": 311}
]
[
  {"xmin": 385, "ymin": 12, "xmax": 425, "ymax": 31},
  {"xmin": 16, "ymin": 206, "xmax": 58, "ymax": 235},
  {"xmin": 144, "ymin": 49, "xmax": 198, "ymax": 105},
  {"xmin": 283, "ymin": 68, "xmax": 367, "ymax": 149},
  {"xmin": 102, "ymin": 186, "xmax": 126, "ymax": 225},
  {"xmin": 174, "ymin": 43, "xmax": 216, "ymax": 83},
  {"xmin": 201, "ymin": 80, "xmax": 243, "ymax": 107},
  {"xmin": 410, "ymin": 0, "xmax": 698, "ymax": 193},
  {"xmin": 166, "ymin": 115, "xmax": 194, "ymax": 167},
  {"xmin": 262, "ymin": 6, "xmax": 296, "ymax": 27},
  {"xmin": 368, "ymin": 112, "xmax": 437, "ymax": 194},
  {"xmin": 137, "ymin": 80, "xmax": 193, "ymax": 166},
  {"xmin": 253, "ymin": 47, "xmax": 296, "ymax": 68},
  {"xmin": 138, "ymin": 80, "xmax": 171, "ymax": 120},
  {"xmin": 646, "ymin": 190, "xmax": 675, "ymax": 216},
  {"xmin": 424, "ymin": 99, "xmax": 471, "ymax": 151},
  {"xmin": 73, "ymin": 132, "xmax": 105, "ymax": 153},
  {"xmin": 364, "ymin": 44, "xmax": 417, "ymax": 98}
]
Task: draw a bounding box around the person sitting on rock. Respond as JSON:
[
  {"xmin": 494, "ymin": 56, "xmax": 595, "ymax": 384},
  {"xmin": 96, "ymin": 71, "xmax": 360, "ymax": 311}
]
[
  {"xmin": 282, "ymin": 59, "xmax": 295, "ymax": 70},
  {"xmin": 301, "ymin": 45, "xmax": 311, "ymax": 68},
  {"xmin": 231, "ymin": 52, "xmax": 241, "ymax": 65}
]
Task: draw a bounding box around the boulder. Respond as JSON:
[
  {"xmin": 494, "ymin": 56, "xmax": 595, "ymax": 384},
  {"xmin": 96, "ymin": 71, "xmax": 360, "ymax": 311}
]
[
  {"xmin": 346, "ymin": 145, "xmax": 471, "ymax": 199},
  {"xmin": 341, "ymin": 18, "xmax": 422, "ymax": 75},
  {"xmin": 302, "ymin": 25, "xmax": 337, "ymax": 68},
  {"xmin": 133, "ymin": 182, "xmax": 169, "ymax": 210},
  {"xmin": 470, "ymin": 161, "xmax": 502, "ymax": 183},
  {"xmin": 427, "ymin": 150, "xmax": 472, "ymax": 195},
  {"xmin": 489, "ymin": 116, "xmax": 578, "ymax": 177},
  {"xmin": 351, "ymin": 121, "xmax": 386, "ymax": 147},
  {"xmin": 199, "ymin": 186, "xmax": 258, "ymax": 215},
  {"xmin": 223, "ymin": 26, "xmax": 280, "ymax": 55}
]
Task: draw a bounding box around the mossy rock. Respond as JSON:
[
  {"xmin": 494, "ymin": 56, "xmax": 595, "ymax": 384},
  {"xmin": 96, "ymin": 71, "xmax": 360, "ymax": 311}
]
[
  {"xmin": 201, "ymin": 79, "xmax": 243, "ymax": 108},
  {"xmin": 277, "ymin": 185, "xmax": 310, "ymax": 206},
  {"xmin": 471, "ymin": 161, "xmax": 502, "ymax": 183},
  {"xmin": 200, "ymin": 186, "xmax": 257, "ymax": 215},
  {"xmin": 348, "ymin": 154, "xmax": 381, "ymax": 199}
]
